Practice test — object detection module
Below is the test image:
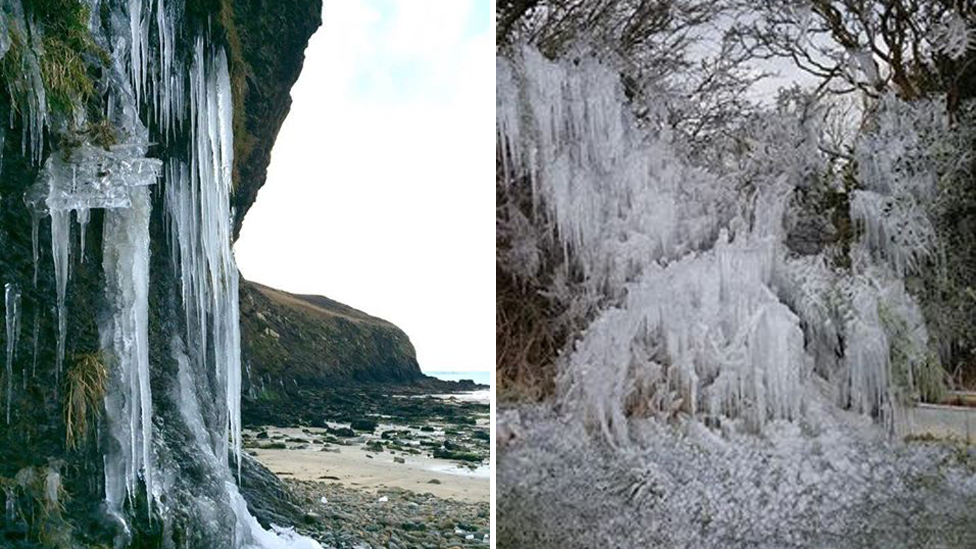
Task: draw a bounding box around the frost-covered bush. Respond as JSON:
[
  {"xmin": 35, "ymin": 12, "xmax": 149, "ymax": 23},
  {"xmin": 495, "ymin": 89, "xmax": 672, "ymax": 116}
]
[
  {"xmin": 851, "ymin": 96, "xmax": 948, "ymax": 276},
  {"xmin": 497, "ymin": 43, "xmax": 965, "ymax": 444},
  {"xmin": 498, "ymin": 47, "xmax": 814, "ymax": 439},
  {"xmin": 850, "ymin": 95, "xmax": 976, "ymax": 384},
  {"xmin": 496, "ymin": 46, "xmax": 732, "ymax": 401}
]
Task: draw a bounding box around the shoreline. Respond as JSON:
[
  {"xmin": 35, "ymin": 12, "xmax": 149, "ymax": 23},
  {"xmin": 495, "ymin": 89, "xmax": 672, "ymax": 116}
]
[{"xmin": 246, "ymin": 425, "xmax": 489, "ymax": 503}]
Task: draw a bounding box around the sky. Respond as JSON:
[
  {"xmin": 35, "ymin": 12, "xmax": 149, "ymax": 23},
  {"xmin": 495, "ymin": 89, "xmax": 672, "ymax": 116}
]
[{"xmin": 235, "ymin": 0, "xmax": 494, "ymax": 374}]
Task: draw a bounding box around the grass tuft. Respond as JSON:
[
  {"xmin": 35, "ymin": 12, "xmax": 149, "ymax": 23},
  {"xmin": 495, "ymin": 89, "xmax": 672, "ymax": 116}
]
[{"xmin": 63, "ymin": 351, "xmax": 108, "ymax": 451}]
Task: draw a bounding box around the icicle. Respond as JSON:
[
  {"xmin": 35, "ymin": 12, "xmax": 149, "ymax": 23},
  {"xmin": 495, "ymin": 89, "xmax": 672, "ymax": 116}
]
[
  {"xmin": 77, "ymin": 208, "xmax": 90, "ymax": 261},
  {"xmin": 5, "ymin": 283, "xmax": 22, "ymax": 424},
  {"xmin": 30, "ymin": 214, "xmax": 40, "ymax": 285},
  {"xmin": 31, "ymin": 308, "xmax": 38, "ymax": 379},
  {"xmin": 152, "ymin": 0, "xmax": 181, "ymax": 140},
  {"xmin": 101, "ymin": 186, "xmax": 154, "ymax": 519},
  {"xmin": 2, "ymin": 1, "xmax": 48, "ymax": 164},
  {"xmin": 3, "ymin": 485, "xmax": 13, "ymax": 521},
  {"xmin": 167, "ymin": 40, "xmax": 242, "ymax": 476},
  {"xmin": 0, "ymin": 125, "xmax": 5, "ymax": 179},
  {"xmin": 24, "ymin": 176, "xmax": 48, "ymax": 288},
  {"xmin": 128, "ymin": 0, "xmax": 150, "ymax": 105},
  {"xmin": 49, "ymin": 210, "xmax": 70, "ymax": 382}
]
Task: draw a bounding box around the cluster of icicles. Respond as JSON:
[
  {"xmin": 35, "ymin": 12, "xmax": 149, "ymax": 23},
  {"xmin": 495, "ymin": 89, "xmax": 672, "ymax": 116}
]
[
  {"xmin": 497, "ymin": 47, "xmax": 941, "ymax": 443},
  {"xmin": 1, "ymin": 0, "xmax": 319, "ymax": 547}
]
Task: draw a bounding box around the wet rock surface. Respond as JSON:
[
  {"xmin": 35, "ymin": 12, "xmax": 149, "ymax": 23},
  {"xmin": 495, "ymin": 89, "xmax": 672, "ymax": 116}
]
[{"xmin": 243, "ymin": 384, "xmax": 488, "ymax": 436}]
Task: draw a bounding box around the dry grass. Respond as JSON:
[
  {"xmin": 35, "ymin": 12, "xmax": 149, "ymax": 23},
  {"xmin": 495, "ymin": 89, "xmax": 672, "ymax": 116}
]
[
  {"xmin": 496, "ymin": 268, "xmax": 562, "ymax": 403},
  {"xmin": 39, "ymin": 37, "xmax": 94, "ymax": 113},
  {"xmin": 63, "ymin": 352, "xmax": 108, "ymax": 451},
  {"xmin": 3, "ymin": 463, "xmax": 72, "ymax": 548}
]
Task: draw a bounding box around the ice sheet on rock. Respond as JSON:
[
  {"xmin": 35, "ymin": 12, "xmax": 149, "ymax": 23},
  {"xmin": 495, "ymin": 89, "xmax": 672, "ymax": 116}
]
[
  {"xmin": 173, "ymin": 337, "xmax": 322, "ymax": 549},
  {"xmin": 231, "ymin": 492, "xmax": 324, "ymax": 549},
  {"xmin": 41, "ymin": 145, "xmax": 162, "ymax": 212},
  {"xmin": 5, "ymin": 283, "xmax": 22, "ymax": 424}
]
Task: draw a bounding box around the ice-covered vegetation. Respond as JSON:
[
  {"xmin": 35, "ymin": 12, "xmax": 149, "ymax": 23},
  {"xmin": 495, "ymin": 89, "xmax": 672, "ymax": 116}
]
[
  {"xmin": 499, "ymin": 404, "xmax": 976, "ymax": 548},
  {"xmin": 497, "ymin": 0, "xmax": 976, "ymax": 545},
  {"xmin": 497, "ymin": 46, "xmax": 960, "ymax": 441}
]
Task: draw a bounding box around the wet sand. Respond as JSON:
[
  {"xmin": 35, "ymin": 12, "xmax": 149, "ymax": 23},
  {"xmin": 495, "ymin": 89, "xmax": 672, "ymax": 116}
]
[{"xmin": 246, "ymin": 425, "xmax": 489, "ymax": 503}]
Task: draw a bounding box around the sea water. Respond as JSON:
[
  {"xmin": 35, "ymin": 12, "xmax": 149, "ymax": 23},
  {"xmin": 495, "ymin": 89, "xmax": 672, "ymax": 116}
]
[{"xmin": 425, "ymin": 370, "xmax": 491, "ymax": 387}]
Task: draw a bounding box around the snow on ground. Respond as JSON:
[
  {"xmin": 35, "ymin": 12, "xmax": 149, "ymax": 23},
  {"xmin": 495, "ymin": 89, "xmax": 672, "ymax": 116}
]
[{"xmin": 498, "ymin": 392, "xmax": 976, "ymax": 549}]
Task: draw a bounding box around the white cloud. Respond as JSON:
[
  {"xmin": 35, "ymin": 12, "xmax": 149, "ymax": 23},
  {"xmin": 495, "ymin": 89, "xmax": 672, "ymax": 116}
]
[{"xmin": 235, "ymin": 1, "xmax": 493, "ymax": 374}]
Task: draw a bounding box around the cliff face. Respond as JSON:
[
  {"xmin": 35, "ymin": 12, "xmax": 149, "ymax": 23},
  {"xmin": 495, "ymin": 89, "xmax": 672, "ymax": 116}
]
[
  {"xmin": 230, "ymin": 0, "xmax": 323, "ymax": 240},
  {"xmin": 0, "ymin": 1, "xmax": 321, "ymax": 546},
  {"xmin": 240, "ymin": 280, "xmax": 424, "ymax": 388}
]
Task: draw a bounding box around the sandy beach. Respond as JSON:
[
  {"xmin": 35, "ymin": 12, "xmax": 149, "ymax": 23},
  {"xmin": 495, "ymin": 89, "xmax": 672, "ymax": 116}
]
[
  {"xmin": 248, "ymin": 427, "xmax": 488, "ymax": 502},
  {"xmin": 245, "ymin": 402, "xmax": 489, "ymax": 504}
]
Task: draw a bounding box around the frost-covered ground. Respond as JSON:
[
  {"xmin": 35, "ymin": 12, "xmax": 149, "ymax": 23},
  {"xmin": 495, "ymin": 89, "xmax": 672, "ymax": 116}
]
[{"xmin": 498, "ymin": 394, "xmax": 976, "ymax": 549}]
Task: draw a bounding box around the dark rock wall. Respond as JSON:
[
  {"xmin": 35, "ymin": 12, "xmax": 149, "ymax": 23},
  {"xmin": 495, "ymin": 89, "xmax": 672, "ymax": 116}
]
[{"xmin": 231, "ymin": 0, "xmax": 323, "ymax": 240}]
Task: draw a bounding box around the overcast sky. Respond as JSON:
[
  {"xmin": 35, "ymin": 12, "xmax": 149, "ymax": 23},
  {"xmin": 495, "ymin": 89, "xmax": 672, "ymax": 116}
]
[{"xmin": 236, "ymin": 0, "xmax": 493, "ymax": 374}]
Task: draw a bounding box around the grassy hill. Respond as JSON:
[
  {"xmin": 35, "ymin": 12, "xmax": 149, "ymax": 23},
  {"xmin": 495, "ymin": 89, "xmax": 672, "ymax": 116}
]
[{"xmin": 240, "ymin": 280, "xmax": 425, "ymax": 391}]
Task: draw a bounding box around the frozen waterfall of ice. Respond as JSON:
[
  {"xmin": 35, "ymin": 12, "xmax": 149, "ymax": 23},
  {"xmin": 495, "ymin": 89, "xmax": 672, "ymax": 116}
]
[
  {"xmin": 163, "ymin": 37, "xmax": 243, "ymax": 479},
  {"xmin": 159, "ymin": 35, "xmax": 318, "ymax": 549},
  {"xmin": 5, "ymin": 0, "xmax": 320, "ymax": 545},
  {"xmin": 497, "ymin": 47, "xmax": 942, "ymax": 443}
]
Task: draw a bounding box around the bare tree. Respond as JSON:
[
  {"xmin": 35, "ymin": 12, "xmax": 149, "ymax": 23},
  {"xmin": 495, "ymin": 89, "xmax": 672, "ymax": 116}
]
[{"xmin": 729, "ymin": 0, "xmax": 976, "ymax": 104}]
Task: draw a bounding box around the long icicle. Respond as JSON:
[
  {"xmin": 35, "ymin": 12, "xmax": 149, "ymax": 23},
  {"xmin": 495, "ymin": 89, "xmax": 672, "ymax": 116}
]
[{"xmin": 5, "ymin": 283, "xmax": 22, "ymax": 424}]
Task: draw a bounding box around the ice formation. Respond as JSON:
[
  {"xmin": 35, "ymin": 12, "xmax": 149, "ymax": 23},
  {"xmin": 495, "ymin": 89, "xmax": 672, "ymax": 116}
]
[
  {"xmin": 30, "ymin": 309, "xmax": 37, "ymax": 379},
  {"xmin": 163, "ymin": 37, "xmax": 243, "ymax": 478},
  {"xmin": 0, "ymin": 0, "xmax": 47, "ymax": 164},
  {"xmin": 101, "ymin": 186, "xmax": 154, "ymax": 521},
  {"xmin": 4, "ymin": 282, "xmax": 21, "ymax": 424},
  {"xmin": 3, "ymin": 0, "xmax": 320, "ymax": 545},
  {"xmin": 497, "ymin": 47, "xmax": 945, "ymax": 443},
  {"xmin": 23, "ymin": 181, "xmax": 45, "ymax": 286},
  {"xmin": 498, "ymin": 403, "xmax": 976, "ymax": 548},
  {"xmin": 49, "ymin": 209, "xmax": 70, "ymax": 381}
]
